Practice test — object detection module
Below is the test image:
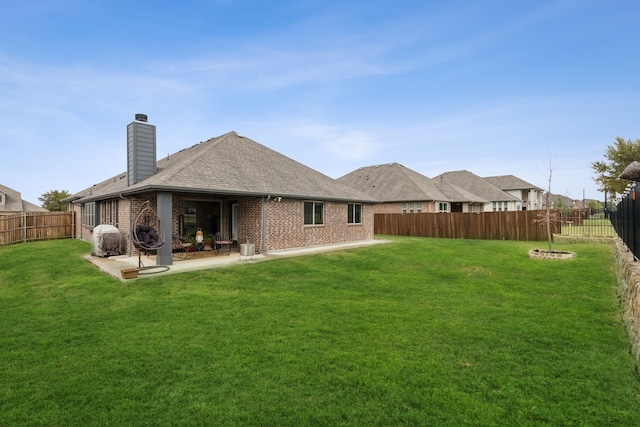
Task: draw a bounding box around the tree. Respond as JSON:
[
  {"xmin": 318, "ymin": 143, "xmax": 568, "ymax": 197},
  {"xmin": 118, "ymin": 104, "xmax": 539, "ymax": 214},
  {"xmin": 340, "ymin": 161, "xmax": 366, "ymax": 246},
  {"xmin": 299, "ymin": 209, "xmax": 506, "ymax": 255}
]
[
  {"xmin": 38, "ymin": 190, "xmax": 71, "ymax": 211},
  {"xmin": 586, "ymin": 199, "xmax": 603, "ymax": 210},
  {"xmin": 592, "ymin": 137, "xmax": 640, "ymax": 198},
  {"xmin": 535, "ymin": 161, "xmax": 561, "ymax": 252}
]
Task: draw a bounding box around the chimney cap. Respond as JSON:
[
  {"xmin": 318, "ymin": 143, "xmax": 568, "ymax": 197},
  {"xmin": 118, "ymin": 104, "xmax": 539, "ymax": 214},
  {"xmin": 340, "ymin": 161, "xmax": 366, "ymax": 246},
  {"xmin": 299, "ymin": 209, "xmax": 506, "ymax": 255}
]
[{"xmin": 135, "ymin": 113, "xmax": 148, "ymax": 123}]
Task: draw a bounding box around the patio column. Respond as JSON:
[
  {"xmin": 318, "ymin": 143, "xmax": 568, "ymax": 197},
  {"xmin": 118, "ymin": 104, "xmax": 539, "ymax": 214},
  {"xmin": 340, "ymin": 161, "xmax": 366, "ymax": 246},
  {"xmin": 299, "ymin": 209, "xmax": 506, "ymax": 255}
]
[{"xmin": 156, "ymin": 192, "xmax": 173, "ymax": 266}]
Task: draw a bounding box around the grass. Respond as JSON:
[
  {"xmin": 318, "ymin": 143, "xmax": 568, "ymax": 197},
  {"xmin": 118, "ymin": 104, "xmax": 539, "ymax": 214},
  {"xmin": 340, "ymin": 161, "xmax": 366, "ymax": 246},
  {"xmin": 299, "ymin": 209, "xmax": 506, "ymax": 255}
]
[
  {"xmin": 1, "ymin": 236, "xmax": 639, "ymax": 426},
  {"xmin": 560, "ymin": 217, "xmax": 616, "ymax": 236}
]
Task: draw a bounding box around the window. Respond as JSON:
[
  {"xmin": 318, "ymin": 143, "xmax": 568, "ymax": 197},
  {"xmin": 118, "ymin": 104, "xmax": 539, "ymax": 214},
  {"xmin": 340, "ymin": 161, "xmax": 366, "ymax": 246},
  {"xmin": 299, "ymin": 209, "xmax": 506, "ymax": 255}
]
[
  {"xmin": 493, "ymin": 202, "xmax": 508, "ymax": 212},
  {"xmin": 409, "ymin": 202, "xmax": 414, "ymax": 213},
  {"xmin": 184, "ymin": 200, "xmax": 221, "ymax": 238},
  {"xmin": 438, "ymin": 202, "xmax": 448, "ymax": 213},
  {"xmin": 304, "ymin": 201, "xmax": 324, "ymax": 225},
  {"xmin": 84, "ymin": 202, "xmax": 96, "ymax": 228},
  {"xmin": 417, "ymin": 202, "xmax": 422, "ymax": 213},
  {"xmin": 402, "ymin": 203, "xmax": 407, "ymax": 214},
  {"xmin": 101, "ymin": 200, "xmax": 119, "ymax": 226},
  {"xmin": 347, "ymin": 203, "xmax": 362, "ymax": 224},
  {"xmin": 0, "ymin": 192, "xmax": 3, "ymax": 205}
]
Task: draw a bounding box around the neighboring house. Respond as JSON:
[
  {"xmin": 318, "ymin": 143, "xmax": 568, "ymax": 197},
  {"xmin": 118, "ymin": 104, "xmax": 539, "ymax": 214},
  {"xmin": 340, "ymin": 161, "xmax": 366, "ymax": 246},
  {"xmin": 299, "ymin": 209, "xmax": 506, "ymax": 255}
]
[
  {"xmin": 337, "ymin": 163, "xmax": 486, "ymax": 213},
  {"xmin": 543, "ymin": 193, "xmax": 579, "ymax": 210},
  {"xmin": 433, "ymin": 170, "xmax": 522, "ymax": 212},
  {"xmin": 65, "ymin": 115, "xmax": 377, "ymax": 265},
  {"xmin": 0, "ymin": 184, "xmax": 48, "ymax": 216},
  {"xmin": 483, "ymin": 175, "xmax": 543, "ymax": 210}
]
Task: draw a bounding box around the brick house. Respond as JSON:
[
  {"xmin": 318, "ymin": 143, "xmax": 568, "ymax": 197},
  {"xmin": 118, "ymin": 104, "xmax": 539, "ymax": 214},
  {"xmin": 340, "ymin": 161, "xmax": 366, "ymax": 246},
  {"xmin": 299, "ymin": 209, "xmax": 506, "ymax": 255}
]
[
  {"xmin": 338, "ymin": 163, "xmax": 486, "ymax": 214},
  {"xmin": 432, "ymin": 170, "xmax": 522, "ymax": 212},
  {"xmin": 65, "ymin": 115, "xmax": 377, "ymax": 265}
]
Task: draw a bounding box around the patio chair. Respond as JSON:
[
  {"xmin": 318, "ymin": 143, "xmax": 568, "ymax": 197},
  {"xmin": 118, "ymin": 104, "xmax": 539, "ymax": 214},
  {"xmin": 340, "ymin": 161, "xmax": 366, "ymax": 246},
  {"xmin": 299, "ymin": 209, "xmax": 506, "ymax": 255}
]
[{"xmin": 214, "ymin": 231, "xmax": 233, "ymax": 255}]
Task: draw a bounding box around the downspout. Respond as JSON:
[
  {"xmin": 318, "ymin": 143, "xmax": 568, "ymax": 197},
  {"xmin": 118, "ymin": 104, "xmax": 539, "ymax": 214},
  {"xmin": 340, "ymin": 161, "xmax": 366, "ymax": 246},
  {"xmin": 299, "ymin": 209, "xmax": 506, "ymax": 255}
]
[
  {"xmin": 262, "ymin": 195, "xmax": 270, "ymax": 254},
  {"xmin": 71, "ymin": 205, "xmax": 75, "ymax": 239}
]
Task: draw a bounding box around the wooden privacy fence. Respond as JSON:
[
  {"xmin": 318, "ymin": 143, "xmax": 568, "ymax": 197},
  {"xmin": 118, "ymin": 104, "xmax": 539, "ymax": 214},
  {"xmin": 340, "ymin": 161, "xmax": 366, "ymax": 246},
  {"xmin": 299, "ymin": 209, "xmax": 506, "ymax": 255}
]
[
  {"xmin": 0, "ymin": 211, "xmax": 75, "ymax": 246},
  {"xmin": 375, "ymin": 210, "xmax": 558, "ymax": 241}
]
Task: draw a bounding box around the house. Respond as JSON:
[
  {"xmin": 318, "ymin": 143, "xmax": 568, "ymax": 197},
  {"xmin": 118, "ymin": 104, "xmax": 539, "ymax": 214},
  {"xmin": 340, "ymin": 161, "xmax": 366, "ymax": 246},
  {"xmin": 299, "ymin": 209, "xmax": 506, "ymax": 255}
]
[
  {"xmin": 543, "ymin": 193, "xmax": 579, "ymax": 211},
  {"xmin": 483, "ymin": 175, "xmax": 543, "ymax": 210},
  {"xmin": 66, "ymin": 114, "xmax": 377, "ymax": 265},
  {"xmin": 0, "ymin": 184, "xmax": 48, "ymax": 216},
  {"xmin": 433, "ymin": 170, "xmax": 522, "ymax": 212},
  {"xmin": 337, "ymin": 163, "xmax": 487, "ymax": 213}
]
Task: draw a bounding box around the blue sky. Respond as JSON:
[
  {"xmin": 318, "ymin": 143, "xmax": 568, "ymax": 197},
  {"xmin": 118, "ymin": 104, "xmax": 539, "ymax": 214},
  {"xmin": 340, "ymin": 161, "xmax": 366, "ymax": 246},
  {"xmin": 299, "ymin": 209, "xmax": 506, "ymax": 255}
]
[{"xmin": 1, "ymin": 0, "xmax": 638, "ymax": 205}]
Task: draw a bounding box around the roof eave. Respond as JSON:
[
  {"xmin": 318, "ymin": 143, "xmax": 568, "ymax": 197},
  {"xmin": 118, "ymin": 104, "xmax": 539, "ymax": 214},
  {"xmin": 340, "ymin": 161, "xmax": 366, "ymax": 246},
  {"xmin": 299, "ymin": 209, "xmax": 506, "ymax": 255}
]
[{"xmin": 71, "ymin": 185, "xmax": 379, "ymax": 204}]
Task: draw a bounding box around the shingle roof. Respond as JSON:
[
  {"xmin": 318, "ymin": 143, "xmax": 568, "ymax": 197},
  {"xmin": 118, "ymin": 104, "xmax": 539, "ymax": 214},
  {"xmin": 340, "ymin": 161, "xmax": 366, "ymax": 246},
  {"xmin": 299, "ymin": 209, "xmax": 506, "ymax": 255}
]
[
  {"xmin": 434, "ymin": 182, "xmax": 488, "ymax": 203},
  {"xmin": 337, "ymin": 163, "xmax": 449, "ymax": 202},
  {"xmin": 433, "ymin": 170, "xmax": 520, "ymax": 202},
  {"xmin": 483, "ymin": 175, "xmax": 543, "ymax": 191},
  {"xmin": 0, "ymin": 184, "xmax": 48, "ymax": 212},
  {"xmin": 69, "ymin": 131, "xmax": 377, "ymax": 203}
]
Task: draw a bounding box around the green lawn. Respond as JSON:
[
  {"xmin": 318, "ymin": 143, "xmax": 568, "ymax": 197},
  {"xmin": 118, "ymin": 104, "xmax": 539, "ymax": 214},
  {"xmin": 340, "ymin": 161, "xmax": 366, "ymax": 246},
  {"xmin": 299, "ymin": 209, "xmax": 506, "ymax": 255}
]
[
  {"xmin": 560, "ymin": 217, "xmax": 616, "ymax": 236},
  {"xmin": 1, "ymin": 237, "xmax": 639, "ymax": 426}
]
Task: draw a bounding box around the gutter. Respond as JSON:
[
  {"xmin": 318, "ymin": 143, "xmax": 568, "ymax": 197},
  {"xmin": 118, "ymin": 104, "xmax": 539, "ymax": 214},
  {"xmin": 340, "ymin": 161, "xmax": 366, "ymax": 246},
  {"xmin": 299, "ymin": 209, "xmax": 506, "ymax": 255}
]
[
  {"xmin": 261, "ymin": 195, "xmax": 269, "ymax": 254},
  {"xmin": 74, "ymin": 184, "xmax": 380, "ymax": 205}
]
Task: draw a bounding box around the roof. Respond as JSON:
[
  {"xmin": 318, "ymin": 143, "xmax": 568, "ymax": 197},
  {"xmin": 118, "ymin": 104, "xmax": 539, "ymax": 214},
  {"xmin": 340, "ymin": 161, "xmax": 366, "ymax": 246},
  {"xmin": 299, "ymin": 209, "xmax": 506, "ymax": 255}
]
[
  {"xmin": 68, "ymin": 131, "xmax": 377, "ymax": 204},
  {"xmin": 0, "ymin": 184, "xmax": 48, "ymax": 212},
  {"xmin": 433, "ymin": 170, "xmax": 521, "ymax": 202},
  {"xmin": 337, "ymin": 163, "xmax": 449, "ymax": 202},
  {"xmin": 483, "ymin": 175, "xmax": 543, "ymax": 191},
  {"xmin": 544, "ymin": 192, "xmax": 576, "ymax": 208},
  {"xmin": 434, "ymin": 182, "xmax": 488, "ymax": 204}
]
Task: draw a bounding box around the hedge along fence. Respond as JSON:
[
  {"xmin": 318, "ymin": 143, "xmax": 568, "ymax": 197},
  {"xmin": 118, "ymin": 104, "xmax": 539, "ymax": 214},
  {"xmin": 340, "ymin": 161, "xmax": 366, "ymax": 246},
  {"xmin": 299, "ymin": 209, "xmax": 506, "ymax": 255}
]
[
  {"xmin": 0, "ymin": 211, "xmax": 75, "ymax": 246},
  {"xmin": 374, "ymin": 210, "xmax": 558, "ymax": 241}
]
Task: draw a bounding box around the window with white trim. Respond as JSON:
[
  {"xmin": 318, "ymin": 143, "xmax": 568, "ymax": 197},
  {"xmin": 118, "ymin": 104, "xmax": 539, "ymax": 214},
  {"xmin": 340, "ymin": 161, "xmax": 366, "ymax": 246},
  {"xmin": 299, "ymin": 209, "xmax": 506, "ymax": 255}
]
[
  {"xmin": 84, "ymin": 202, "xmax": 96, "ymax": 228},
  {"xmin": 0, "ymin": 192, "xmax": 4, "ymax": 206},
  {"xmin": 438, "ymin": 202, "xmax": 448, "ymax": 213},
  {"xmin": 347, "ymin": 203, "xmax": 362, "ymax": 224},
  {"xmin": 493, "ymin": 202, "xmax": 508, "ymax": 212},
  {"xmin": 304, "ymin": 201, "xmax": 324, "ymax": 225},
  {"xmin": 101, "ymin": 200, "xmax": 119, "ymax": 226},
  {"xmin": 402, "ymin": 203, "xmax": 407, "ymax": 214},
  {"xmin": 417, "ymin": 202, "xmax": 422, "ymax": 213}
]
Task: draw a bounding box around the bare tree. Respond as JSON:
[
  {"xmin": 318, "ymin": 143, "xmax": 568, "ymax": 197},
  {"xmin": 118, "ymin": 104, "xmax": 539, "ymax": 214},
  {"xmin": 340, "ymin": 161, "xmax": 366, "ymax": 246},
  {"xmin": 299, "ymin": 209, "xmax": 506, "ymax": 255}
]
[{"xmin": 535, "ymin": 161, "xmax": 560, "ymax": 252}]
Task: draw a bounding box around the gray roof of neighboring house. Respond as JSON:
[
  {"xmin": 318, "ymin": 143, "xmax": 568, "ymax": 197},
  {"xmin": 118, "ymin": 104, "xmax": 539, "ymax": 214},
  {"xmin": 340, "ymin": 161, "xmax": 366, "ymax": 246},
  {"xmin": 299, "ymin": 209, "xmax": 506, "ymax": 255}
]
[
  {"xmin": 338, "ymin": 163, "xmax": 488, "ymax": 204},
  {"xmin": 544, "ymin": 192, "xmax": 576, "ymax": 207},
  {"xmin": 337, "ymin": 163, "xmax": 449, "ymax": 202},
  {"xmin": 483, "ymin": 175, "xmax": 543, "ymax": 191},
  {"xmin": 0, "ymin": 184, "xmax": 48, "ymax": 212},
  {"xmin": 434, "ymin": 182, "xmax": 488, "ymax": 204},
  {"xmin": 68, "ymin": 131, "xmax": 378, "ymax": 204},
  {"xmin": 433, "ymin": 170, "xmax": 521, "ymax": 202}
]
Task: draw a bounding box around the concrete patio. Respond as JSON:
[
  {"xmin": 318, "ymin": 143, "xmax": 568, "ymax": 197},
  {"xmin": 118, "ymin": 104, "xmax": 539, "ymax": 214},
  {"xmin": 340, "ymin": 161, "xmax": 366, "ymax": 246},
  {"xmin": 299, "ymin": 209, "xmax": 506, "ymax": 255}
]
[{"xmin": 85, "ymin": 239, "xmax": 389, "ymax": 281}]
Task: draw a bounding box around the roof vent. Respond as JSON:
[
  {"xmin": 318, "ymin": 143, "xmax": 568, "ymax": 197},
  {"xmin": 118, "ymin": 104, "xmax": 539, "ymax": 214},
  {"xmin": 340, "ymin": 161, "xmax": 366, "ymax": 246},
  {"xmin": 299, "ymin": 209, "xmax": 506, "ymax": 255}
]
[{"xmin": 135, "ymin": 113, "xmax": 148, "ymax": 123}]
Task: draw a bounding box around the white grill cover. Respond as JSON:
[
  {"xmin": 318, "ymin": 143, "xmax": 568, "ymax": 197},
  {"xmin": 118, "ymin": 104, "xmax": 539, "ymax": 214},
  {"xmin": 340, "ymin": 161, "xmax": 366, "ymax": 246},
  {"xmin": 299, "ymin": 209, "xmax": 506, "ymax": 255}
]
[{"xmin": 91, "ymin": 224, "xmax": 121, "ymax": 257}]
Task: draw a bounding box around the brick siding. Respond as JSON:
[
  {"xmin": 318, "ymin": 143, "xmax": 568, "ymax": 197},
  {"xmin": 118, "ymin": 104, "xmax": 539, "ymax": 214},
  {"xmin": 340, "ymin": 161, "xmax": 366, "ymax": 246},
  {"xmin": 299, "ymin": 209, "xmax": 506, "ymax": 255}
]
[{"xmin": 73, "ymin": 193, "xmax": 375, "ymax": 255}]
